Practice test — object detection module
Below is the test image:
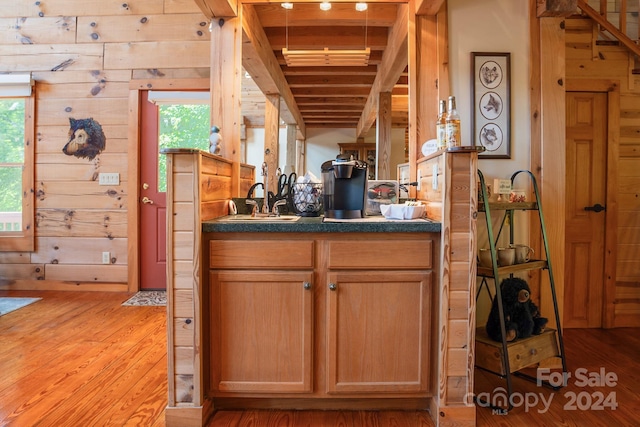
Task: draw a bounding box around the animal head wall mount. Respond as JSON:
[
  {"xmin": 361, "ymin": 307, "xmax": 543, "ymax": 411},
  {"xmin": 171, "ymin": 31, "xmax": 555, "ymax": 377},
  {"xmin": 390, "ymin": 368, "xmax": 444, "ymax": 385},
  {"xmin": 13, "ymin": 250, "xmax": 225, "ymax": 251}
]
[{"xmin": 62, "ymin": 117, "xmax": 106, "ymax": 160}]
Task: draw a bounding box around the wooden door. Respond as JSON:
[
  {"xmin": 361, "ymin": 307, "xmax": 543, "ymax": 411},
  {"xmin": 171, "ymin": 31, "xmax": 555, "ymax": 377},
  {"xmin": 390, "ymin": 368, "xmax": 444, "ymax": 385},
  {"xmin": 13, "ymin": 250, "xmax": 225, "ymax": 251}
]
[
  {"xmin": 326, "ymin": 271, "xmax": 430, "ymax": 394},
  {"xmin": 140, "ymin": 91, "xmax": 167, "ymax": 290},
  {"xmin": 564, "ymin": 92, "xmax": 607, "ymax": 328},
  {"xmin": 209, "ymin": 270, "xmax": 313, "ymax": 394}
]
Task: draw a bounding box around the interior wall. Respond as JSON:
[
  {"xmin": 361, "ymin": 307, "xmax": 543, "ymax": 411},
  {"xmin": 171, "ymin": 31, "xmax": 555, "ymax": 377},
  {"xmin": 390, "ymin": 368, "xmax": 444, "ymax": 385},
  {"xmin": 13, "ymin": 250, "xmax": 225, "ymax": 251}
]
[
  {"xmin": 448, "ymin": 0, "xmax": 530, "ymax": 323},
  {"xmin": 0, "ymin": 0, "xmax": 209, "ymax": 288}
]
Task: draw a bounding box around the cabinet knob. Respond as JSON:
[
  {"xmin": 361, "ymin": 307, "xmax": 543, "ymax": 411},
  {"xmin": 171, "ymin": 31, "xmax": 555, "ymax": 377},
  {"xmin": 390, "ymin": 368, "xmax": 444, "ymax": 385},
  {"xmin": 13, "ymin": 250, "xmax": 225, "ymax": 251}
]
[
  {"xmin": 329, "ymin": 283, "xmax": 337, "ymax": 291},
  {"xmin": 303, "ymin": 282, "xmax": 311, "ymax": 290}
]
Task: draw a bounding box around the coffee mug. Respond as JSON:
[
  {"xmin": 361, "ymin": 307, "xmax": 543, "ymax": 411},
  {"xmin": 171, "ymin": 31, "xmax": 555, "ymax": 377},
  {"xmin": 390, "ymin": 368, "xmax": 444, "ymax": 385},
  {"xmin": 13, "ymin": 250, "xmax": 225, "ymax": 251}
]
[
  {"xmin": 478, "ymin": 248, "xmax": 493, "ymax": 267},
  {"xmin": 497, "ymin": 247, "xmax": 516, "ymax": 266},
  {"xmin": 511, "ymin": 244, "xmax": 533, "ymax": 264}
]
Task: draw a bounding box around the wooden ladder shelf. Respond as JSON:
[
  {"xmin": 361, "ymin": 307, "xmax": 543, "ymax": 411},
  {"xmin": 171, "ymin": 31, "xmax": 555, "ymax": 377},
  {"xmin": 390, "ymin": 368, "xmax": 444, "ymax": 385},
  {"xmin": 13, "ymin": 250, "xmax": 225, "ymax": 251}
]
[{"xmin": 475, "ymin": 170, "xmax": 568, "ymax": 414}]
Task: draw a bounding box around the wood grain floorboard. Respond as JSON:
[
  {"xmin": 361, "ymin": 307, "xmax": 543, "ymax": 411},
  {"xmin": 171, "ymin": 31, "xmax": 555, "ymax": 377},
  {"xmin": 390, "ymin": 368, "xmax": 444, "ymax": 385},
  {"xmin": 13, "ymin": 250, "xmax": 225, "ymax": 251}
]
[{"xmin": 0, "ymin": 290, "xmax": 638, "ymax": 426}]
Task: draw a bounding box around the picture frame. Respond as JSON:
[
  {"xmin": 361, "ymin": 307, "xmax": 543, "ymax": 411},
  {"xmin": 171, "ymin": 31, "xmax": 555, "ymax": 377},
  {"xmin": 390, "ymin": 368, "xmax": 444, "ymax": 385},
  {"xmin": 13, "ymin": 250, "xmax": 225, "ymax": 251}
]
[{"xmin": 471, "ymin": 52, "xmax": 511, "ymax": 159}]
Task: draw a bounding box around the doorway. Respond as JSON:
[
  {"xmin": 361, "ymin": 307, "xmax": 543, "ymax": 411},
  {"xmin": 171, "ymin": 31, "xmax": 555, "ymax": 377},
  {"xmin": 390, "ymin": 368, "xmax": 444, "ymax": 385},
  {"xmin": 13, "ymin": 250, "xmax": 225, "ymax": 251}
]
[
  {"xmin": 564, "ymin": 91, "xmax": 608, "ymax": 328},
  {"xmin": 138, "ymin": 90, "xmax": 210, "ymax": 290}
]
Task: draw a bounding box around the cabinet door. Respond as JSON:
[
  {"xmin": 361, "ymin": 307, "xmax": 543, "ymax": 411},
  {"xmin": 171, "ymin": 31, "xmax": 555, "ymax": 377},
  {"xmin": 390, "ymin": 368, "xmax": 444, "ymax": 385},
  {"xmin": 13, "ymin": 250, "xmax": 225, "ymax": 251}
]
[
  {"xmin": 326, "ymin": 271, "xmax": 431, "ymax": 394},
  {"xmin": 210, "ymin": 270, "xmax": 313, "ymax": 394}
]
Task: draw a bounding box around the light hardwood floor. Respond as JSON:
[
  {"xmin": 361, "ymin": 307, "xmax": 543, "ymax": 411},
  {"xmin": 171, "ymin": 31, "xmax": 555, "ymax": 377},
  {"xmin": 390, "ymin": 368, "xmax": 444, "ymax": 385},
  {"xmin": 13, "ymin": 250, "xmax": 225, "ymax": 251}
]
[{"xmin": 0, "ymin": 290, "xmax": 637, "ymax": 426}]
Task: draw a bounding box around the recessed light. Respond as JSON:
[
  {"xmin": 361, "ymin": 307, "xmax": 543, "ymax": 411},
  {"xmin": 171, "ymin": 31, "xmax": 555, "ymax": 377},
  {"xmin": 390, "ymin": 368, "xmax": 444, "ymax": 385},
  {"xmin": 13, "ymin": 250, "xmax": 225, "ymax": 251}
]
[
  {"xmin": 281, "ymin": 2, "xmax": 293, "ymax": 10},
  {"xmin": 355, "ymin": 2, "xmax": 367, "ymax": 12},
  {"xmin": 319, "ymin": 2, "xmax": 331, "ymax": 11}
]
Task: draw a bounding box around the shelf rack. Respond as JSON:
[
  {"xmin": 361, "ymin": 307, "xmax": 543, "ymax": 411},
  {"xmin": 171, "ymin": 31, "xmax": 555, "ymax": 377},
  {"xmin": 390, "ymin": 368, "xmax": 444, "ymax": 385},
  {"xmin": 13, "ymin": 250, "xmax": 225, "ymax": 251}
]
[{"xmin": 475, "ymin": 169, "xmax": 568, "ymax": 414}]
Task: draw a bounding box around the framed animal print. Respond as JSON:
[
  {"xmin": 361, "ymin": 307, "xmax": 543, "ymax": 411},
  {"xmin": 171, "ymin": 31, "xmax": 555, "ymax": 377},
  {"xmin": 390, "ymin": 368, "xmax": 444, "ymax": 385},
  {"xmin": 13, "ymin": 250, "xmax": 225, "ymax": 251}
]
[{"xmin": 471, "ymin": 52, "xmax": 511, "ymax": 159}]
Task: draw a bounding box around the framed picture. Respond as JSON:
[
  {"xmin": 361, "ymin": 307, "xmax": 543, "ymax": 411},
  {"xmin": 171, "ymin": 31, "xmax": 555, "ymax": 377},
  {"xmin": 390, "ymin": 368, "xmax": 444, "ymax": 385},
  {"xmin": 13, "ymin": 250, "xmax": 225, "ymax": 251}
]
[{"xmin": 471, "ymin": 52, "xmax": 511, "ymax": 159}]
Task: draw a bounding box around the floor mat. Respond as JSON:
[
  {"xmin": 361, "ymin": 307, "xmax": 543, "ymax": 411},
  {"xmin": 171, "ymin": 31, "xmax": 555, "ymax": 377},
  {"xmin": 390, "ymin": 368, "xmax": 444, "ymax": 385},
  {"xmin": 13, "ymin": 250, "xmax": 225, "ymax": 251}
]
[
  {"xmin": 122, "ymin": 291, "xmax": 166, "ymax": 306},
  {"xmin": 0, "ymin": 297, "xmax": 42, "ymax": 316}
]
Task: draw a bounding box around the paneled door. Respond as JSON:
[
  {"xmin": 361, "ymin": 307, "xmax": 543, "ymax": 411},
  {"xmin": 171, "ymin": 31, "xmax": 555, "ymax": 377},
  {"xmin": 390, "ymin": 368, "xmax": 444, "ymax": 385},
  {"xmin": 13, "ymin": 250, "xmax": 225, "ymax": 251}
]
[
  {"xmin": 139, "ymin": 91, "xmax": 167, "ymax": 290},
  {"xmin": 139, "ymin": 90, "xmax": 210, "ymax": 290},
  {"xmin": 564, "ymin": 92, "xmax": 607, "ymax": 328}
]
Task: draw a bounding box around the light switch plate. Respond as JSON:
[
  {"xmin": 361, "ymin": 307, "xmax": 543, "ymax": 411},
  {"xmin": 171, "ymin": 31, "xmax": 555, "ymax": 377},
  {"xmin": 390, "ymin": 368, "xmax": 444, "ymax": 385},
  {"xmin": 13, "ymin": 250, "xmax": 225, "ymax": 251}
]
[{"xmin": 99, "ymin": 173, "xmax": 120, "ymax": 186}]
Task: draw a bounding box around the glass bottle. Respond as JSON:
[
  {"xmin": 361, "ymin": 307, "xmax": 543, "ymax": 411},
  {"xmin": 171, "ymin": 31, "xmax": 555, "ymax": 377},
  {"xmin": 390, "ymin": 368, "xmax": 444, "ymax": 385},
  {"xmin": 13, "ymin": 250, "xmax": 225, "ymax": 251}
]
[
  {"xmin": 436, "ymin": 99, "xmax": 447, "ymax": 149},
  {"xmin": 446, "ymin": 96, "xmax": 461, "ymax": 148}
]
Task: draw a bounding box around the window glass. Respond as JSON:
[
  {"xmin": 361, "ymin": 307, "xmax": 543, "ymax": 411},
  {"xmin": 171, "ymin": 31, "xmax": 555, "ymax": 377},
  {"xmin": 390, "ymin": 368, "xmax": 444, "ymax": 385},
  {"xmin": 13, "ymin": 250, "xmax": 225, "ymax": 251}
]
[{"xmin": 0, "ymin": 99, "xmax": 26, "ymax": 232}]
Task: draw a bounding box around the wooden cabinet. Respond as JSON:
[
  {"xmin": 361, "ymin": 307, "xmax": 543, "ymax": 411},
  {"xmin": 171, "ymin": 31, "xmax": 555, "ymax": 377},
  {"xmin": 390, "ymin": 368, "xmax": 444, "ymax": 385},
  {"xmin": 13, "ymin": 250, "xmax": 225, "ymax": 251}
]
[
  {"xmin": 209, "ymin": 270, "xmax": 313, "ymax": 394},
  {"xmin": 207, "ymin": 234, "xmax": 434, "ymax": 400},
  {"xmin": 326, "ymin": 271, "xmax": 431, "ymax": 394},
  {"xmin": 338, "ymin": 143, "xmax": 376, "ymax": 179}
]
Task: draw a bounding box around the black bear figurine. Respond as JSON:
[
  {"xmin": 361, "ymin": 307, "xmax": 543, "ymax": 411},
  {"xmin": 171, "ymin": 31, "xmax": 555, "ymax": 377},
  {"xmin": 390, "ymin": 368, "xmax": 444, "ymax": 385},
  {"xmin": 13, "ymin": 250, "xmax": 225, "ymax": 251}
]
[{"xmin": 486, "ymin": 277, "xmax": 548, "ymax": 342}]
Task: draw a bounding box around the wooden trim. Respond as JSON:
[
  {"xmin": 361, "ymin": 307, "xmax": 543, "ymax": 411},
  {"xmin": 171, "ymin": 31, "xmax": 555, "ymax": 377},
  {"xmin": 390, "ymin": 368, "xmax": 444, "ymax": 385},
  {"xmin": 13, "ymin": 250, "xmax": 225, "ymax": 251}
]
[
  {"xmin": 0, "ymin": 93, "xmax": 35, "ymax": 252},
  {"xmin": 604, "ymin": 88, "xmax": 620, "ymax": 328},
  {"xmin": 0, "ymin": 280, "xmax": 128, "ymax": 292},
  {"xmin": 127, "ymin": 89, "xmax": 141, "ymax": 293},
  {"xmin": 529, "ymin": 0, "xmax": 544, "ymax": 303},
  {"xmin": 539, "ymin": 16, "xmax": 566, "ymax": 329}
]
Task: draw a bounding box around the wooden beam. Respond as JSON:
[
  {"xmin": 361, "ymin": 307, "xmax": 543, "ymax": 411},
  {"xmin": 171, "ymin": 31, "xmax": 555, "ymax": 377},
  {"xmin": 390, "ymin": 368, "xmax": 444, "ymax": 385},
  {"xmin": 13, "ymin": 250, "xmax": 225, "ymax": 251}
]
[
  {"xmin": 537, "ymin": 0, "xmax": 577, "ymax": 17},
  {"xmin": 193, "ymin": 0, "xmax": 238, "ymax": 19},
  {"xmin": 242, "ymin": 4, "xmax": 306, "ymax": 139},
  {"xmin": 356, "ymin": 4, "xmax": 408, "ymax": 137},
  {"xmin": 210, "ymin": 14, "xmax": 243, "ymax": 196},
  {"xmin": 264, "ymin": 94, "xmax": 281, "ymax": 201},
  {"xmin": 415, "ymin": 0, "xmax": 445, "ymax": 15},
  {"xmin": 376, "ymin": 92, "xmax": 392, "ymax": 179}
]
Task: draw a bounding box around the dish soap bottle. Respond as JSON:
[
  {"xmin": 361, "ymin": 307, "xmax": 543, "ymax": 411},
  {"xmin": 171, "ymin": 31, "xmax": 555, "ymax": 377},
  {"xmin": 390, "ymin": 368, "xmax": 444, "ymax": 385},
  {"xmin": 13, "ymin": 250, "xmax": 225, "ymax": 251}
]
[{"xmin": 446, "ymin": 96, "xmax": 461, "ymax": 148}]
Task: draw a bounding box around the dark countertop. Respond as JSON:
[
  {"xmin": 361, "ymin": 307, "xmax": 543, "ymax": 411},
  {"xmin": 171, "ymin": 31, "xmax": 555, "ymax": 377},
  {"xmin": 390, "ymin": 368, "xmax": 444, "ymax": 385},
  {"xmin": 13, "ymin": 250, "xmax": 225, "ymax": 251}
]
[{"xmin": 203, "ymin": 215, "xmax": 441, "ymax": 233}]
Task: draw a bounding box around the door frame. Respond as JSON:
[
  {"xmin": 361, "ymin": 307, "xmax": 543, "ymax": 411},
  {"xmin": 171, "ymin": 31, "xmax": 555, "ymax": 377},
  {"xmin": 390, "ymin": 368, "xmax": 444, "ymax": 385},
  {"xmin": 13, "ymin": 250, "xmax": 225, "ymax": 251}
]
[
  {"xmin": 127, "ymin": 78, "xmax": 210, "ymax": 292},
  {"xmin": 562, "ymin": 79, "xmax": 619, "ymax": 328}
]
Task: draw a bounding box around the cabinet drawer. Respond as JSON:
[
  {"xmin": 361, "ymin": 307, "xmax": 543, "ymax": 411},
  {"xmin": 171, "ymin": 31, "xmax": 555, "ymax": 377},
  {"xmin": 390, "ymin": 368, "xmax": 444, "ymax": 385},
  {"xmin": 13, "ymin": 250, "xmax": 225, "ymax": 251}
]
[
  {"xmin": 210, "ymin": 240, "xmax": 314, "ymax": 269},
  {"xmin": 327, "ymin": 240, "xmax": 432, "ymax": 269}
]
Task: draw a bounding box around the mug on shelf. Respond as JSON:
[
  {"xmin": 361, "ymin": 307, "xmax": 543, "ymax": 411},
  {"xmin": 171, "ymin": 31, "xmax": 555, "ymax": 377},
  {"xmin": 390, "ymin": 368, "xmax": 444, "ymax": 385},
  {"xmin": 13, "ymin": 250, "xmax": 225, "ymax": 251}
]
[
  {"xmin": 478, "ymin": 248, "xmax": 493, "ymax": 267},
  {"xmin": 497, "ymin": 247, "xmax": 516, "ymax": 266},
  {"xmin": 511, "ymin": 244, "xmax": 534, "ymax": 264}
]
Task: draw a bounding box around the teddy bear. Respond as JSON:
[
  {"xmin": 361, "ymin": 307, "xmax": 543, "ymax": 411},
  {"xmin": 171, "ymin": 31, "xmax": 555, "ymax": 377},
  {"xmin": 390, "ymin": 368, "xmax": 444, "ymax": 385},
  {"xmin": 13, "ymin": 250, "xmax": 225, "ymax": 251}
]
[{"xmin": 486, "ymin": 277, "xmax": 548, "ymax": 342}]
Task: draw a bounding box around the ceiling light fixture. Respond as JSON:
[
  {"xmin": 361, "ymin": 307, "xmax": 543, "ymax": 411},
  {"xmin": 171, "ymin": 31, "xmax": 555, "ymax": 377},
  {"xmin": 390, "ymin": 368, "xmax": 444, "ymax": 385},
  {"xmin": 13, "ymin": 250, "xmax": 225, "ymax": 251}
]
[
  {"xmin": 281, "ymin": 2, "xmax": 293, "ymax": 10},
  {"xmin": 319, "ymin": 2, "xmax": 331, "ymax": 11},
  {"xmin": 355, "ymin": 2, "xmax": 367, "ymax": 12}
]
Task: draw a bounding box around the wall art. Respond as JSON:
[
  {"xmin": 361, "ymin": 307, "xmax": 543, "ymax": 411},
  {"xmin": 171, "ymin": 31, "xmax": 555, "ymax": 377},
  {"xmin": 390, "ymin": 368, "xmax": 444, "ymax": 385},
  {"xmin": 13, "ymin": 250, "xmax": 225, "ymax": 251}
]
[{"xmin": 471, "ymin": 52, "xmax": 511, "ymax": 159}]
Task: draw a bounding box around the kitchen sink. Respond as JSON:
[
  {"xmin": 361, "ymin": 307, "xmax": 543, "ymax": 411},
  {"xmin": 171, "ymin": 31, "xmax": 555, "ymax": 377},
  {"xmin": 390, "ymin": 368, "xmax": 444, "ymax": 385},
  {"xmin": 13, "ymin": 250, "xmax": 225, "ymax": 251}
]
[{"xmin": 218, "ymin": 214, "xmax": 301, "ymax": 223}]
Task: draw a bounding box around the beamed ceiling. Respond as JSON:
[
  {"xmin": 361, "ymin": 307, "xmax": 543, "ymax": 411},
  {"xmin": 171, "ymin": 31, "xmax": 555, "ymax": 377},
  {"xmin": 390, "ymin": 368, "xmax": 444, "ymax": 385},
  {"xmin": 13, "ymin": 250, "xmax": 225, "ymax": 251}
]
[{"xmin": 195, "ymin": 0, "xmax": 446, "ymax": 136}]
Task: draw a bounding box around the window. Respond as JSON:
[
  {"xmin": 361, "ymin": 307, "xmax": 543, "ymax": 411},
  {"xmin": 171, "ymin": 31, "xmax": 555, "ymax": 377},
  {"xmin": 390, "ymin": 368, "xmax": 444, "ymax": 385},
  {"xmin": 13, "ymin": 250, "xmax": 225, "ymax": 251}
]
[{"xmin": 0, "ymin": 95, "xmax": 34, "ymax": 251}]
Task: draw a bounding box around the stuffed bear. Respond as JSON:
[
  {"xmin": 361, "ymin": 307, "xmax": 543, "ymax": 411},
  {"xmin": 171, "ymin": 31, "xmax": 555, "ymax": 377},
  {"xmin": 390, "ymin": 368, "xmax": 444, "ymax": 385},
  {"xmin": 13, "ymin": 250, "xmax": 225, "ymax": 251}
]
[{"xmin": 486, "ymin": 277, "xmax": 548, "ymax": 342}]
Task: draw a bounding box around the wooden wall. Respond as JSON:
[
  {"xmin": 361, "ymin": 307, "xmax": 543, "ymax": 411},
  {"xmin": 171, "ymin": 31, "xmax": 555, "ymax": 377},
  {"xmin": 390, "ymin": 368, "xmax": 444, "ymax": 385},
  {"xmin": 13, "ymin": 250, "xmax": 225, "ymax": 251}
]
[
  {"xmin": 565, "ymin": 17, "xmax": 640, "ymax": 327},
  {"xmin": 0, "ymin": 0, "xmax": 209, "ymax": 289}
]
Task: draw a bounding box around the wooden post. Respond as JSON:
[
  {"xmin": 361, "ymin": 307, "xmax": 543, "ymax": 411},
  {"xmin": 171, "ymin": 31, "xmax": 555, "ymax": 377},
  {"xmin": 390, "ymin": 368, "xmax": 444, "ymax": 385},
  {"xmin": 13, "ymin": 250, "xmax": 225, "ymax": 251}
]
[
  {"xmin": 376, "ymin": 92, "xmax": 392, "ymax": 180},
  {"xmin": 210, "ymin": 13, "xmax": 242, "ymax": 196},
  {"xmin": 264, "ymin": 93, "xmax": 281, "ymax": 198}
]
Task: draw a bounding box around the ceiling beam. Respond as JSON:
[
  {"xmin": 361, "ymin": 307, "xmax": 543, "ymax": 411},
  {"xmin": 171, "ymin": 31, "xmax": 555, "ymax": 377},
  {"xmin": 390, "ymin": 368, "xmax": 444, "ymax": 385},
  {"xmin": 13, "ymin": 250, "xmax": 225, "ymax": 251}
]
[
  {"xmin": 241, "ymin": 4, "xmax": 306, "ymax": 139},
  {"xmin": 356, "ymin": 4, "xmax": 408, "ymax": 137},
  {"xmin": 193, "ymin": 0, "xmax": 237, "ymax": 18},
  {"xmin": 415, "ymin": 0, "xmax": 446, "ymax": 15}
]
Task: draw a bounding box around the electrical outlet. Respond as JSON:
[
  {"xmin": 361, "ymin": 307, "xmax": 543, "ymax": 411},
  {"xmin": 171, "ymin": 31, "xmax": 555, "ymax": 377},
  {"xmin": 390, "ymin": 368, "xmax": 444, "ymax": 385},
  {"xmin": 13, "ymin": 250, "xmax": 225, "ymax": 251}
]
[
  {"xmin": 98, "ymin": 173, "xmax": 120, "ymax": 186},
  {"xmin": 102, "ymin": 251, "xmax": 110, "ymax": 264}
]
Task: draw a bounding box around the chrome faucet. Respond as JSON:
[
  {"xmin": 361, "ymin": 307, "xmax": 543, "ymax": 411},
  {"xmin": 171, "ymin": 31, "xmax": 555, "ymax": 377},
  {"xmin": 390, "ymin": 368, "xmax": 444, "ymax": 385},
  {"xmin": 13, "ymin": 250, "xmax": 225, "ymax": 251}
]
[{"xmin": 271, "ymin": 199, "xmax": 287, "ymax": 216}]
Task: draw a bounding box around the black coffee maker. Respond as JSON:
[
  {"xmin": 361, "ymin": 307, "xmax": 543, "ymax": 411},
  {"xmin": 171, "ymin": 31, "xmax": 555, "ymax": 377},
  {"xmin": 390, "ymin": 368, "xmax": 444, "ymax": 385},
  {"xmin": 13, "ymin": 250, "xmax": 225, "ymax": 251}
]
[{"xmin": 321, "ymin": 154, "xmax": 368, "ymax": 219}]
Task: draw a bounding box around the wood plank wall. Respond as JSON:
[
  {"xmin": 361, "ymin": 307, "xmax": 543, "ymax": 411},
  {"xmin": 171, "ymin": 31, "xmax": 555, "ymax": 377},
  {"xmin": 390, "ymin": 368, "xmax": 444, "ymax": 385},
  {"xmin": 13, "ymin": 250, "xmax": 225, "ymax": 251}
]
[
  {"xmin": 417, "ymin": 149, "xmax": 477, "ymax": 427},
  {"xmin": 565, "ymin": 17, "xmax": 640, "ymax": 327},
  {"xmin": 0, "ymin": 0, "xmax": 210, "ymax": 289}
]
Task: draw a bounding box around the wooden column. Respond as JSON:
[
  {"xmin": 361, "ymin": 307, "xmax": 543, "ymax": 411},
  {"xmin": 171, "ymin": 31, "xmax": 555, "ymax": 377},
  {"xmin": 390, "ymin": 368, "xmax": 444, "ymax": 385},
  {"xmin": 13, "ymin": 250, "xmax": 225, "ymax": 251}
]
[
  {"xmin": 210, "ymin": 12, "xmax": 242, "ymax": 196},
  {"xmin": 264, "ymin": 93, "xmax": 281, "ymax": 195},
  {"xmin": 539, "ymin": 17, "xmax": 566, "ymax": 329},
  {"xmin": 376, "ymin": 91, "xmax": 392, "ymax": 179}
]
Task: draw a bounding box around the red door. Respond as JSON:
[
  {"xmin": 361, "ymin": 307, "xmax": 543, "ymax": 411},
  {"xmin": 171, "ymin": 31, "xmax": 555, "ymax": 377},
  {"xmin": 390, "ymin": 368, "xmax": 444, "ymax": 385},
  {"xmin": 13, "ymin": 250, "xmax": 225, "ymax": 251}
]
[{"xmin": 139, "ymin": 91, "xmax": 167, "ymax": 290}]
